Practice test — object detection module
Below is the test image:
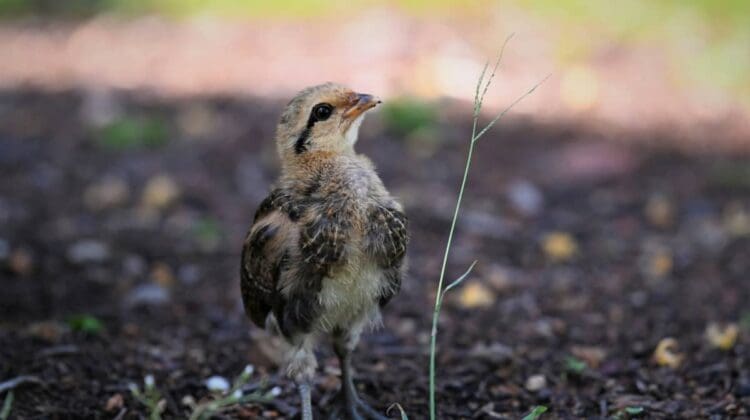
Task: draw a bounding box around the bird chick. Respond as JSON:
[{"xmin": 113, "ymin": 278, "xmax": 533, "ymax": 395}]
[{"xmin": 241, "ymin": 83, "xmax": 409, "ymax": 420}]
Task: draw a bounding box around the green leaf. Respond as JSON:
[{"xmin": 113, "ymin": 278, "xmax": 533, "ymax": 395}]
[
  {"xmin": 67, "ymin": 314, "xmax": 104, "ymax": 334},
  {"xmin": 625, "ymin": 406, "xmax": 644, "ymax": 415},
  {"xmin": 387, "ymin": 403, "xmax": 409, "ymax": 420},
  {"xmin": 0, "ymin": 390, "xmax": 13, "ymax": 420},
  {"xmin": 192, "ymin": 217, "xmax": 223, "ymax": 249},
  {"xmin": 97, "ymin": 116, "xmax": 169, "ymax": 151},
  {"xmin": 441, "ymin": 260, "xmax": 478, "ymax": 297},
  {"xmin": 564, "ymin": 356, "xmax": 587, "ymax": 374},
  {"xmin": 740, "ymin": 311, "xmax": 750, "ymax": 330},
  {"xmin": 380, "ymin": 97, "xmax": 438, "ymax": 136},
  {"xmin": 522, "ymin": 405, "xmax": 548, "ymax": 420}
]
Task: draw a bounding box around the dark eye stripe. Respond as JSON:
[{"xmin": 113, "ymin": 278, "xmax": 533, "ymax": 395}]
[{"xmin": 294, "ymin": 102, "xmax": 334, "ymax": 154}]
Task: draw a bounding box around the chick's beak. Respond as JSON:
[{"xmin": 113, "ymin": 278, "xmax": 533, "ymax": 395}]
[{"xmin": 342, "ymin": 93, "xmax": 381, "ymax": 120}]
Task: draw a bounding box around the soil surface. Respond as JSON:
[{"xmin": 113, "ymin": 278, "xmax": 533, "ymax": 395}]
[{"xmin": 1, "ymin": 89, "xmax": 749, "ymax": 419}]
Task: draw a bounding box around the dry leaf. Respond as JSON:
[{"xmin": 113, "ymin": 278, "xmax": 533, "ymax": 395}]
[
  {"xmin": 84, "ymin": 177, "xmax": 129, "ymax": 211},
  {"xmin": 142, "ymin": 175, "xmax": 180, "ymax": 209},
  {"xmin": 27, "ymin": 321, "xmax": 68, "ymax": 342},
  {"xmin": 705, "ymin": 323, "xmax": 739, "ymax": 350},
  {"xmin": 723, "ymin": 203, "xmax": 750, "ymax": 236},
  {"xmin": 653, "ymin": 337, "xmax": 684, "ymax": 368},
  {"xmin": 105, "ymin": 393, "xmax": 124, "ymax": 412},
  {"xmin": 648, "ymin": 251, "xmax": 673, "ymax": 278},
  {"xmin": 9, "ymin": 248, "xmax": 33, "ymax": 276},
  {"xmin": 542, "ymin": 232, "xmax": 578, "ymax": 262},
  {"xmin": 571, "ymin": 345, "xmax": 606, "ymax": 368},
  {"xmin": 645, "ymin": 194, "xmax": 674, "ymax": 228},
  {"xmin": 458, "ymin": 282, "xmax": 495, "ymax": 308},
  {"xmin": 178, "ymin": 104, "xmax": 218, "ymax": 138},
  {"xmin": 150, "ymin": 262, "xmax": 175, "ymax": 288}
]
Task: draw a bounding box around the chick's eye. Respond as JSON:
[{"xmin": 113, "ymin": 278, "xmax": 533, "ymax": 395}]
[{"xmin": 312, "ymin": 103, "xmax": 333, "ymax": 121}]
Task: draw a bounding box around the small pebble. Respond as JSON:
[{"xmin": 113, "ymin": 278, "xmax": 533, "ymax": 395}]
[
  {"xmin": 462, "ymin": 210, "xmax": 510, "ymax": 239},
  {"xmin": 486, "ymin": 264, "xmax": 514, "ymax": 292},
  {"xmin": 396, "ymin": 318, "xmax": 417, "ymax": 336},
  {"xmin": 83, "ymin": 177, "xmax": 129, "ymax": 211},
  {"xmin": 178, "ymin": 264, "xmax": 200, "ymax": 285},
  {"xmin": 469, "ymin": 342, "xmax": 513, "ymax": 363},
  {"xmin": 689, "ymin": 219, "xmax": 727, "ymax": 252},
  {"xmin": 525, "ymin": 374, "xmax": 547, "ymax": 392},
  {"xmin": 205, "ymin": 376, "xmax": 230, "ymax": 392},
  {"xmin": 507, "ymin": 179, "xmax": 543, "ymax": 216},
  {"xmin": 125, "ymin": 284, "xmax": 169, "ymax": 307},
  {"xmin": 67, "ymin": 240, "xmax": 110, "ymax": 264},
  {"xmin": 123, "ymin": 255, "xmax": 146, "ymax": 277},
  {"xmin": 81, "ymin": 89, "xmax": 121, "ymax": 127},
  {"xmin": 181, "ymin": 395, "xmax": 196, "ymax": 407}
]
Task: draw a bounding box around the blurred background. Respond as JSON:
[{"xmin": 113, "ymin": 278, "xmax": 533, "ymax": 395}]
[
  {"xmin": 1, "ymin": 0, "xmax": 750, "ymax": 141},
  {"xmin": 1, "ymin": 1, "xmax": 749, "ymax": 418}
]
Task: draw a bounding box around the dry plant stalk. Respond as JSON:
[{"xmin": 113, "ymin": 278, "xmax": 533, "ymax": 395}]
[{"xmin": 428, "ymin": 34, "xmax": 549, "ymax": 420}]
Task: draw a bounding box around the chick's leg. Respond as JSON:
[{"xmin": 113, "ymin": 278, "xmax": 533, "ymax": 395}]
[
  {"xmin": 332, "ymin": 329, "xmax": 389, "ymax": 420},
  {"xmin": 286, "ymin": 335, "xmax": 318, "ymax": 420},
  {"xmin": 298, "ymin": 382, "xmax": 313, "ymax": 420}
]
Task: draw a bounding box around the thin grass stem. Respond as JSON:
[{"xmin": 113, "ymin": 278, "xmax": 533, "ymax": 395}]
[
  {"xmin": 442, "ymin": 260, "xmax": 478, "ymax": 297},
  {"xmin": 476, "ymin": 34, "xmax": 514, "ymax": 113},
  {"xmin": 428, "ymin": 40, "xmax": 547, "ymax": 420},
  {"xmin": 473, "ymin": 74, "xmax": 551, "ymax": 143}
]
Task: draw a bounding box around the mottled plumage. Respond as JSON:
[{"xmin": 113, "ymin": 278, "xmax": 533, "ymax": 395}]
[{"xmin": 240, "ymin": 83, "xmax": 408, "ymax": 420}]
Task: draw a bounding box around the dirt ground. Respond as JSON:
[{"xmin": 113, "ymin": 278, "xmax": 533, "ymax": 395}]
[{"xmin": 1, "ymin": 88, "xmax": 750, "ymax": 419}]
